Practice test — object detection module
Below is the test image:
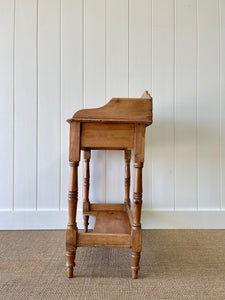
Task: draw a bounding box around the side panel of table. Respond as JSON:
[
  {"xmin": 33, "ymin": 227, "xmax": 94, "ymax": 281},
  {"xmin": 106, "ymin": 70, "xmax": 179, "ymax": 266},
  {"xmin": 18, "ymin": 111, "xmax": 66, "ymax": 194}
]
[{"xmin": 81, "ymin": 123, "xmax": 135, "ymax": 149}]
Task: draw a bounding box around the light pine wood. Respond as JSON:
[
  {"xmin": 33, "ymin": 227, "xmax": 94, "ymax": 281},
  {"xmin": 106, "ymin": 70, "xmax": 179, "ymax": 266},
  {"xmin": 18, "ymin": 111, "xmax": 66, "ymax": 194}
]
[
  {"xmin": 69, "ymin": 122, "xmax": 81, "ymax": 162},
  {"xmin": 83, "ymin": 150, "xmax": 90, "ymax": 232},
  {"xmin": 66, "ymin": 161, "xmax": 79, "ymax": 278},
  {"xmin": 90, "ymin": 203, "xmax": 124, "ymax": 211},
  {"xmin": 66, "ymin": 91, "xmax": 152, "ymax": 279},
  {"xmin": 131, "ymin": 124, "xmax": 145, "ymax": 279},
  {"xmin": 77, "ymin": 232, "xmax": 131, "ymax": 247},
  {"xmin": 81, "ymin": 123, "xmax": 135, "ymax": 149},
  {"xmin": 124, "ymin": 150, "xmax": 131, "ymax": 207},
  {"xmin": 126, "ymin": 204, "xmax": 133, "ymax": 227},
  {"xmin": 69, "ymin": 97, "xmax": 152, "ymax": 125},
  {"xmin": 87, "ymin": 210, "xmax": 131, "ymax": 234}
]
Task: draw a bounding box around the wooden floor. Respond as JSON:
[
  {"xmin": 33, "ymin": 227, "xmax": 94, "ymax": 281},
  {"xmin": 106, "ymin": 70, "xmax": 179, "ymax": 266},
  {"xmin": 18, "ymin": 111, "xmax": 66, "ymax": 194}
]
[{"xmin": 1, "ymin": 230, "xmax": 225, "ymax": 299}]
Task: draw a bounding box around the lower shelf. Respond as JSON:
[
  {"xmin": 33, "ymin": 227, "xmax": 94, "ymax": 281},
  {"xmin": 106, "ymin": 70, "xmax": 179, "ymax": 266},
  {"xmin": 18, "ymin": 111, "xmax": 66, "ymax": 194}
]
[
  {"xmin": 85, "ymin": 210, "xmax": 131, "ymax": 234},
  {"xmin": 77, "ymin": 232, "xmax": 131, "ymax": 248},
  {"xmin": 77, "ymin": 203, "xmax": 132, "ymax": 248}
]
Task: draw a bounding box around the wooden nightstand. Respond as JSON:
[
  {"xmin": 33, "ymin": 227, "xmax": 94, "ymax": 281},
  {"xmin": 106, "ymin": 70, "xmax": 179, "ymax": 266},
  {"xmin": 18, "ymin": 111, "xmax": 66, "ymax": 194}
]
[{"xmin": 66, "ymin": 91, "xmax": 152, "ymax": 279}]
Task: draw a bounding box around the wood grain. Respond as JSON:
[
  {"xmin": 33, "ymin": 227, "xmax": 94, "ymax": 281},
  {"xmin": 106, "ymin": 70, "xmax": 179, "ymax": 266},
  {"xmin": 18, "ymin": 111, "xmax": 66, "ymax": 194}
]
[
  {"xmin": 83, "ymin": 150, "xmax": 90, "ymax": 232},
  {"xmin": 90, "ymin": 203, "xmax": 124, "ymax": 211},
  {"xmin": 77, "ymin": 232, "xmax": 131, "ymax": 248},
  {"xmin": 81, "ymin": 123, "xmax": 135, "ymax": 149},
  {"xmin": 87, "ymin": 211, "xmax": 131, "ymax": 234},
  {"xmin": 69, "ymin": 122, "xmax": 81, "ymax": 162},
  {"xmin": 124, "ymin": 150, "xmax": 131, "ymax": 207},
  {"xmin": 66, "ymin": 92, "xmax": 151, "ymax": 278},
  {"xmin": 66, "ymin": 161, "xmax": 79, "ymax": 278},
  {"xmin": 71, "ymin": 98, "xmax": 152, "ymax": 125}
]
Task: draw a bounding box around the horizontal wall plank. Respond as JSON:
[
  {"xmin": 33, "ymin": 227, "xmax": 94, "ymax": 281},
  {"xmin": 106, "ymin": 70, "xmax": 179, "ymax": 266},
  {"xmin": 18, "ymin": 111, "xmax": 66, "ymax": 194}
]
[{"xmin": 141, "ymin": 210, "xmax": 225, "ymax": 229}]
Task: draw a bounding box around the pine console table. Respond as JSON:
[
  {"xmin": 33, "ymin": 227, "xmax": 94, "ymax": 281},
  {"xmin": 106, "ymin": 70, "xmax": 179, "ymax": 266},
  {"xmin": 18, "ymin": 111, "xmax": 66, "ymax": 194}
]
[{"xmin": 66, "ymin": 91, "xmax": 153, "ymax": 279}]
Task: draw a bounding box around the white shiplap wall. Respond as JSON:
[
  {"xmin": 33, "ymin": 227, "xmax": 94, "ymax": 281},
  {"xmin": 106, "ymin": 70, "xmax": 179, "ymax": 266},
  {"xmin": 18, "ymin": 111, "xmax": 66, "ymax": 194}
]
[{"xmin": 0, "ymin": 0, "xmax": 225, "ymax": 229}]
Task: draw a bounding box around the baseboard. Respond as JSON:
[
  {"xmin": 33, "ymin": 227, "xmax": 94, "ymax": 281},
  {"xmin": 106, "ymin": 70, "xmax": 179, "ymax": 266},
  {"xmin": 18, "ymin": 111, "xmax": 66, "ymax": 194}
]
[
  {"xmin": 142, "ymin": 210, "xmax": 225, "ymax": 229},
  {"xmin": 1, "ymin": 209, "xmax": 225, "ymax": 230}
]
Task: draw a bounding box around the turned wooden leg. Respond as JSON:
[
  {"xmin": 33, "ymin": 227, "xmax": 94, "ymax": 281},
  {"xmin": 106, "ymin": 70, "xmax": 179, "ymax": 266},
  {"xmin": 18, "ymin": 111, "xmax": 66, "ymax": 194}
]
[
  {"xmin": 124, "ymin": 150, "xmax": 131, "ymax": 207},
  {"xmin": 66, "ymin": 251, "xmax": 75, "ymax": 278},
  {"xmin": 83, "ymin": 150, "xmax": 91, "ymax": 233},
  {"xmin": 131, "ymin": 251, "xmax": 141, "ymax": 279},
  {"xmin": 66, "ymin": 161, "xmax": 79, "ymax": 278},
  {"xmin": 83, "ymin": 216, "xmax": 89, "ymax": 233},
  {"xmin": 131, "ymin": 162, "xmax": 143, "ymax": 279}
]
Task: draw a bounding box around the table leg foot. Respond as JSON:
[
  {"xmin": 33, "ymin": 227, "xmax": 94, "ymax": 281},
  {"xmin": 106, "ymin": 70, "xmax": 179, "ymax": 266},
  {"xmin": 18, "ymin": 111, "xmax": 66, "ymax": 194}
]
[
  {"xmin": 131, "ymin": 251, "xmax": 140, "ymax": 279},
  {"xmin": 66, "ymin": 251, "xmax": 75, "ymax": 278}
]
